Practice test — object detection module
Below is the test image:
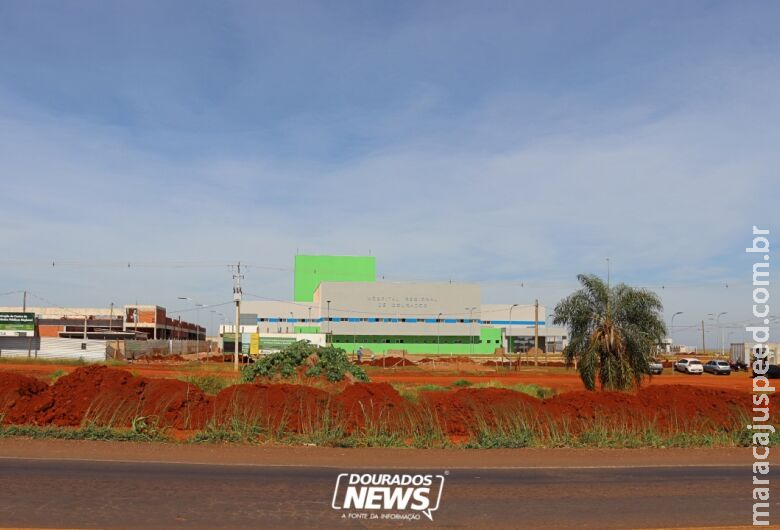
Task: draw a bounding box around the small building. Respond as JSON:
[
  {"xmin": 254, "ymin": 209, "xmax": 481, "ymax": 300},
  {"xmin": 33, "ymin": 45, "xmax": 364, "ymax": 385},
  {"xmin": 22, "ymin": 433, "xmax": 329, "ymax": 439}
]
[
  {"xmin": 0, "ymin": 305, "xmax": 205, "ymax": 341},
  {"xmin": 730, "ymin": 342, "xmax": 779, "ymax": 365}
]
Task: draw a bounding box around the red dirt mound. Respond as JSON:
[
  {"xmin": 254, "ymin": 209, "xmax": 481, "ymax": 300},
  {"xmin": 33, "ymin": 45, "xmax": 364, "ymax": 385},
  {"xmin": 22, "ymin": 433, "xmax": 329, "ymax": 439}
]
[
  {"xmin": 203, "ymin": 354, "xmax": 233, "ymax": 363},
  {"xmin": 140, "ymin": 378, "xmax": 212, "ymax": 430},
  {"xmin": 0, "ymin": 366, "xmax": 212, "ymax": 429},
  {"xmin": 1, "ymin": 366, "xmax": 771, "ymax": 442},
  {"xmin": 213, "ymin": 383, "xmax": 329, "ymax": 433},
  {"xmin": 332, "ymin": 382, "xmax": 409, "ymax": 433},
  {"xmin": 0, "ymin": 372, "xmax": 50, "ymax": 424},
  {"xmin": 365, "ymin": 356, "xmax": 415, "ymax": 367},
  {"xmin": 421, "ymin": 388, "xmax": 540, "ymax": 436},
  {"xmin": 539, "ymin": 385, "xmax": 761, "ymax": 433},
  {"xmin": 29, "ymin": 366, "xmax": 148, "ymax": 427},
  {"xmin": 418, "ymin": 357, "xmax": 474, "ymax": 364},
  {"xmin": 136, "ymin": 354, "xmax": 186, "ymax": 362}
]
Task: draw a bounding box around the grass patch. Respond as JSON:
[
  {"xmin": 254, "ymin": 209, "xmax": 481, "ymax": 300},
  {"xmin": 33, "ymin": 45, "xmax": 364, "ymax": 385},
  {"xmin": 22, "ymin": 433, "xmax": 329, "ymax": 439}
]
[
  {"xmin": 469, "ymin": 381, "xmax": 556, "ymax": 399},
  {"xmin": 0, "ymin": 422, "xmax": 169, "ymax": 442},
  {"xmin": 416, "ymin": 384, "xmax": 448, "ymax": 392},
  {"xmin": 451, "ymin": 379, "xmax": 473, "ymax": 387},
  {"xmin": 49, "ymin": 369, "xmax": 67, "ymax": 382},
  {"xmin": 182, "ymin": 374, "xmax": 236, "ymax": 395}
]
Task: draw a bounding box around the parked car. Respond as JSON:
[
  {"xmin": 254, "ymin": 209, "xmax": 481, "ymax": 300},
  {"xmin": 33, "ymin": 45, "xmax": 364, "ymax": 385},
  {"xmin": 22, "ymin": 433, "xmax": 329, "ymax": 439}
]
[
  {"xmin": 648, "ymin": 359, "xmax": 664, "ymax": 375},
  {"xmin": 752, "ymin": 364, "xmax": 780, "ymax": 379},
  {"xmin": 674, "ymin": 358, "xmax": 703, "ymax": 374},
  {"xmin": 704, "ymin": 359, "xmax": 731, "ymax": 375}
]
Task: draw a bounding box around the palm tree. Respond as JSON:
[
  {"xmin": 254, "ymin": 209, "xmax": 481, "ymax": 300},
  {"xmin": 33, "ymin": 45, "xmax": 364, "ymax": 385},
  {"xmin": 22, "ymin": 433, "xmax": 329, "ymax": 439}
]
[{"xmin": 553, "ymin": 274, "xmax": 666, "ymax": 391}]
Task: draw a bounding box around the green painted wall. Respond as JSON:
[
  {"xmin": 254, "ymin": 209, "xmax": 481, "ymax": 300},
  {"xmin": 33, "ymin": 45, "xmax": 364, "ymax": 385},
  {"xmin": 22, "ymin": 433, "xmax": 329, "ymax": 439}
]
[
  {"xmin": 331, "ymin": 328, "xmax": 503, "ymax": 355},
  {"xmin": 294, "ymin": 326, "xmax": 321, "ymax": 333},
  {"xmin": 294, "ymin": 255, "xmax": 376, "ymax": 302}
]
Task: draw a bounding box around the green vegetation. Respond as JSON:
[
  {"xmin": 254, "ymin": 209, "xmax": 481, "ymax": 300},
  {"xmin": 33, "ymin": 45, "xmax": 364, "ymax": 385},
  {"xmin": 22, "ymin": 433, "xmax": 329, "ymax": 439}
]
[
  {"xmin": 458, "ymin": 380, "xmax": 557, "ymax": 399},
  {"xmin": 553, "ymin": 273, "xmax": 666, "ymax": 391},
  {"xmin": 240, "ymin": 341, "xmax": 368, "ymax": 383},
  {"xmin": 49, "ymin": 369, "xmax": 67, "ymax": 382},
  {"xmin": 0, "ymin": 421, "xmax": 169, "ymax": 442},
  {"xmin": 0, "ymin": 408, "xmax": 766, "ymax": 449},
  {"xmin": 182, "ymin": 374, "xmax": 235, "ymax": 395},
  {"xmin": 0, "ymin": 358, "xmax": 128, "ymax": 367},
  {"xmin": 0, "ymin": 357, "xmax": 87, "ymax": 366},
  {"xmin": 393, "ymin": 381, "xmax": 556, "ymax": 402}
]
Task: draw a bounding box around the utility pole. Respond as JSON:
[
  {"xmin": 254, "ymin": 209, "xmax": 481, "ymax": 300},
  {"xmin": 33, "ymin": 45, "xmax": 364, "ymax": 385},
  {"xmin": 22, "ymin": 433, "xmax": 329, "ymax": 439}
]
[
  {"xmin": 534, "ymin": 299, "xmax": 539, "ymax": 367},
  {"xmin": 233, "ymin": 262, "xmax": 243, "ymax": 372},
  {"xmin": 437, "ymin": 312, "xmax": 442, "ymax": 355},
  {"xmin": 109, "ymin": 302, "xmax": 114, "ymax": 333},
  {"xmin": 22, "ymin": 290, "xmax": 27, "ymax": 312},
  {"xmin": 700, "ymin": 320, "xmax": 706, "ymax": 356},
  {"xmin": 466, "ymin": 307, "xmax": 476, "ymax": 356}
]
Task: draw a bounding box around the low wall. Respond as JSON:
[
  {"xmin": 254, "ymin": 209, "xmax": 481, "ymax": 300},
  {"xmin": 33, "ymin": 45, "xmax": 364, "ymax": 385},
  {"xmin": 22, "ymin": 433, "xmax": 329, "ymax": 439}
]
[{"xmin": 0, "ymin": 337, "xmax": 107, "ymax": 362}]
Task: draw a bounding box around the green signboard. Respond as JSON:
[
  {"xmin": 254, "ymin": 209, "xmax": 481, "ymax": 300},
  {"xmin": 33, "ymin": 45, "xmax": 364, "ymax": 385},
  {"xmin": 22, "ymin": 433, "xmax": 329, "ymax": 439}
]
[
  {"xmin": 0, "ymin": 312, "xmax": 35, "ymax": 337},
  {"xmin": 259, "ymin": 336, "xmax": 297, "ymax": 351}
]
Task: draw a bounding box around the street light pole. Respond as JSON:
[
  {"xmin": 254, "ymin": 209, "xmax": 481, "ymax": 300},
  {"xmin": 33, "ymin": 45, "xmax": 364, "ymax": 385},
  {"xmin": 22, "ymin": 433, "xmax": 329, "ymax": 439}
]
[
  {"xmin": 670, "ymin": 311, "xmax": 683, "ymax": 349},
  {"xmin": 466, "ymin": 307, "xmax": 476, "ymax": 356},
  {"xmin": 326, "ymin": 300, "xmax": 331, "ymax": 339},
  {"xmin": 508, "ymin": 303, "xmax": 519, "ymax": 356},
  {"xmin": 195, "ymin": 304, "xmax": 204, "ymax": 358},
  {"xmin": 716, "ymin": 312, "xmax": 727, "ymax": 358},
  {"xmin": 547, "ymin": 313, "xmax": 555, "ymax": 354},
  {"xmin": 534, "ymin": 299, "xmax": 539, "ymax": 366}
]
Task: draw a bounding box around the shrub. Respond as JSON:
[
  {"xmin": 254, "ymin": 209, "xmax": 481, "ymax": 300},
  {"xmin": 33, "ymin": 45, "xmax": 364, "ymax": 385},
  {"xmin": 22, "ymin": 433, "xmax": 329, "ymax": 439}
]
[
  {"xmin": 241, "ymin": 341, "xmax": 368, "ymax": 383},
  {"xmin": 183, "ymin": 375, "xmax": 233, "ymax": 394},
  {"xmin": 451, "ymin": 379, "xmax": 473, "ymax": 387}
]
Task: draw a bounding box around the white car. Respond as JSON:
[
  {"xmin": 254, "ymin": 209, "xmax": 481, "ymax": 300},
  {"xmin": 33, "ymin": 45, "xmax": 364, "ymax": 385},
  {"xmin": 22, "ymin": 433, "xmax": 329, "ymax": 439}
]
[{"xmin": 674, "ymin": 357, "xmax": 704, "ymax": 374}]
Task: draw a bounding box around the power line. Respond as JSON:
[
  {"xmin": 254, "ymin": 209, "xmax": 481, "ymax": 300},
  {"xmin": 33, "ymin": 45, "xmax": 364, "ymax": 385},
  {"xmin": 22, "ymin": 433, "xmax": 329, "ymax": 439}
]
[
  {"xmin": 0, "ymin": 260, "xmax": 749, "ymax": 289},
  {"xmin": 168, "ymin": 301, "xmax": 235, "ymax": 314},
  {"xmin": 0, "ymin": 260, "xmax": 293, "ymax": 272}
]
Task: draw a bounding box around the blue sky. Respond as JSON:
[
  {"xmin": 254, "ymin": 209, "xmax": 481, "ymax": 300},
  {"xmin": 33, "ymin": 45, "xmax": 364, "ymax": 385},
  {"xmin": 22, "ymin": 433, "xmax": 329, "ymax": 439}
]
[{"xmin": 0, "ymin": 1, "xmax": 778, "ymax": 343}]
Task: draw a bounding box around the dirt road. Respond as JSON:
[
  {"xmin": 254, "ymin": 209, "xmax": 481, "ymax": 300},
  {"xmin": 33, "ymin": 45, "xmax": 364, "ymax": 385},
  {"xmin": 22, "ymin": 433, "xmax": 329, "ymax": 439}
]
[
  {"xmin": 0, "ymin": 360, "xmax": 756, "ymax": 394},
  {"xmin": 0, "ymin": 440, "xmax": 769, "ymax": 529}
]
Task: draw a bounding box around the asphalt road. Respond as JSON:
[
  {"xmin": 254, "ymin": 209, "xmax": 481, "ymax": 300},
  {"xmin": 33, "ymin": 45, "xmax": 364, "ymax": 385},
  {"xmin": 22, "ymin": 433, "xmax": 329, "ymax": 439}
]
[{"xmin": 0, "ymin": 457, "xmax": 765, "ymax": 529}]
